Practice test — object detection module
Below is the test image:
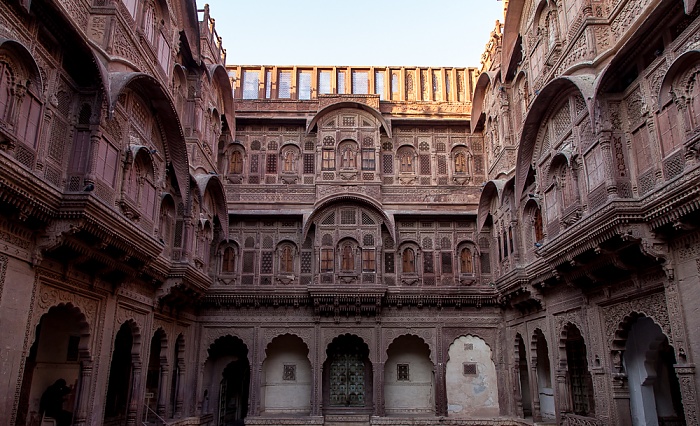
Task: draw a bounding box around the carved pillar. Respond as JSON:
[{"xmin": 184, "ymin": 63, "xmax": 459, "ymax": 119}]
[
  {"xmin": 157, "ymin": 363, "xmax": 170, "ymax": 416},
  {"xmin": 373, "ymin": 362, "xmax": 385, "ymax": 417},
  {"xmin": 435, "ymin": 362, "xmax": 447, "ymax": 416},
  {"xmin": 611, "ymin": 373, "xmax": 632, "ymax": 426},
  {"xmin": 181, "ymin": 214, "xmax": 193, "ymax": 261},
  {"xmin": 530, "ymin": 364, "xmax": 542, "ymax": 421},
  {"xmin": 84, "ymin": 131, "xmax": 103, "ymax": 185},
  {"xmin": 127, "ymin": 359, "xmax": 142, "ymax": 426},
  {"xmin": 73, "ymin": 358, "xmax": 93, "ymax": 426},
  {"xmin": 555, "ymin": 369, "xmax": 570, "ymax": 418},
  {"xmin": 599, "ymin": 130, "xmax": 618, "ymax": 197},
  {"xmin": 513, "ymin": 365, "xmax": 524, "ymax": 417},
  {"xmin": 249, "ymin": 362, "xmax": 262, "ymax": 416},
  {"xmin": 675, "ymin": 366, "xmax": 699, "ymax": 426},
  {"xmin": 175, "ymin": 361, "xmax": 185, "ymax": 417}
]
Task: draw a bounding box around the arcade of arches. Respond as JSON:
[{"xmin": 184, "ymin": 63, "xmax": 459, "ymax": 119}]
[{"xmin": 1, "ymin": 0, "xmax": 700, "ymax": 426}]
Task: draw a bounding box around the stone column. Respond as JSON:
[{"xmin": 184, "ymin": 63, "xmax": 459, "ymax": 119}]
[
  {"xmin": 127, "ymin": 359, "xmax": 142, "ymax": 426},
  {"xmin": 435, "ymin": 362, "xmax": 447, "ymax": 416},
  {"xmin": 598, "ymin": 130, "xmax": 618, "ymax": 198},
  {"xmin": 73, "ymin": 358, "xmax": 93, "ymax": 426},
  {"xmin": 157, "ymin": 363, "xmax": 170, "ymax": 416},
  {"xmin": 175, "ymin": 361, "xmax": 185, "ymax": 417},
  {"xmin": 373, "ymin": 362, "xmax": 385, "ymax": 417},
  {"xmin": 530, "ymin": 364, "xmax": 542, "ymax": 421},
  {"xmin": 555, "ymin": 369, "xmax": 569, "ymax": 420},
  {"xmin": 611, "ymin": 373, "xmax": 632, "ymax": 426},
  {"xmin": 676, "ymin": 365, "xmax": 699, "ymax": 426},
  {"xmin": 249, "ymin": 361, "xmax": 262, "ymax": 416}
]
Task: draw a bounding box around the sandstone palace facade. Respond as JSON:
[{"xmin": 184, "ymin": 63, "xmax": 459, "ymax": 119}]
[{"xmin": 0, "ymin": 0, "xmax": 699, "ymax": 425}]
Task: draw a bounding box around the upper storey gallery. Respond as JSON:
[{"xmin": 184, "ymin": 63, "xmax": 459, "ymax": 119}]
[{"xmin": 223, "ymin": 66, "xmax": 487, "ymax": 211}]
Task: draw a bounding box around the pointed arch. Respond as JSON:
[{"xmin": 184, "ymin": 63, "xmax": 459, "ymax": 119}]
[
  {"xmin": 305, "ymin": 101, "xmax": 392, "ymax": 138},
  {"xmin": 194, "ymin": 173, "xmax": 229, "ymax": 239},
  {"xmin": 477, "ymin": 180, "xmax": 507, "ymax": 232},
  {"xmin": 470, "ymin": 70, "xmax": 499, "ymax": 132}
]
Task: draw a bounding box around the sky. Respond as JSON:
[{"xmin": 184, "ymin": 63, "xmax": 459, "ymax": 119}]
[{"xmin": 200, "ymin": 1, "xmax": 504, "ymax": 68}]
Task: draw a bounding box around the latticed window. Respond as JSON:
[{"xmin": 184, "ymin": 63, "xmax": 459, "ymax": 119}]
[
  {"xmin": 402, "ymin": 248, "xmax": 416, "ymax": 273},
  {"xmin": 275, "ymin": 70, "xmax": 290, "ymax": 98},
  {"xmin": 363, "ymin": 234, "xmax": 374, "ymax": 246},
  {"xmin": 454, "ymin": 152, "xmax": 467, "ymax": 173},
  {"xmin": 250, "ymin": 154, "xmax": 259, "ymax": 173},
  {"xmin": 298, "ymin": 71, "xmax": 312, "ymax": 100},
  {"xmin": 585, "ymin": 148, "xmax": 604, "ymax": 190},
  {"xmin": 375, "ymin": 71, "xmax": 384, "ymax": 100},
  {"xmin": 321, "ymin": 248, "xmax": 334, "ymax": 272},
  {"xmin": 340, "ymin": 209, "xmax": 356, "ymax": 224},
  {"xmin": 534, "ymin": 207, "xmax": 544, "ymax": 242},
  {"xmin": 243, "ymin": 70, "xmax": 259, "ymax": 99},
  {"xmin": 419, "ymin": 154, "xmax": 431, "ymax": 175},
  {"xmin": 265, "ymin": 70, "xmax": 272, "ymax": 98},
  {"xmin": 460, "ymin": 248, "xmax": 473, "ymax": 273},
  {"xmin": 243, "ymin": 251, "xmax": 255, "ymax": 273},
  {"xmin": 322, "ymin": 150, "xmax": 335, "ymax": 170},
  {"xmin": 423, "ymin": 252, "xmax": 434, "ymax": 273},
  {"xmin": 385, "ymin": 252, "xmax": 395, "ymax": 273},
  {"xmin": 261, "ymin": 251, "xmax": 273, "ymax": 274},
  {"xmin": 266, "ymin": 154, "xmax": 277, "ymax": 174},
  {"xmin": 362, "ymin": 149, "xmax": 375, "ymax": 170},
  {"xmin": 438, "ymin": 156, "xmax": 447, "ymax": 174},
  {"xmin": 362, "ymin": 250, "xmax": 375, "ymax": 272},
  {"xmin": 545, "ymin": 189, "xmax": 557, "ymax": 223},
  {"xmin": 341, "ymin": 244, "xmax": 354, "ymax": 271},
  {"xmin": 319, "ymin": 71, "xmax": 331, "ymax": 95},
  {"xmin": 352, "ymin": 71, "xmax": 368, "ymax": 94},
  {"xmin": 337, "ymin": 71, "xmax": 346, "ymax": 94},
  {"xmin": 303, "ymin": 153, "xmax": 315, "ymax": 174},
  {"xmin": 301, "ymin": 251, "xmax": 312, "ymax": 274},
  {"xmin": 441, "ymin": 252, "xmax": 452, "ymax": 274},
  {"xmin": 230, "ymin": 151, "xmax": 243, "ymax": 174},
  {"xmin": 222, "ymin": 247, "xmax": 235, "ymax": 273},
  {"xmin": 399, "ymin": 150, "xmax": 414, "ymax": 173},
  {"xmin": 280, "ymin": 246, "xmax": 294, "ymax": 273},
  {"xmin": 658, "ymin": 101, "xmax": 684, "ymax": 157},
  {"xmin": 383, "ymin": 154, "xmax": 393, "ymax": 174}
]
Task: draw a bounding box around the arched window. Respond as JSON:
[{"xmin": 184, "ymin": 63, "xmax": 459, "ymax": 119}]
[
  {"xmin": 338, "ymin": 141, "xmax": 358, "ymax": 169},
  {"xmin": 565, "ymin": 325, "xmax": 595, "ymax": 417},
  {"xmin": 281, "ymin": 147, "xmax": 298, "ymax": 173},
  {"xmin": 402, "ymin": 248, "xmax": 415, "ymax": 273},
  {"xmin": 657, "ymin": 99, "xmax": 683, "ymax": 157},
  {"xmin": 341, "ymin": 243, "xmax": 354, "ymax": 271},
  {"xmin": 460, "ymin": 248, "xmax": 473, "ymax": 273},
  {"xmin": 230, "ymin": 151, "xmax": 243, "ymax": 174},
  {"xmin": 454, "ymin": 152, "xmax": 467, "ymax": 173},
  {"xmin": 0, "ymin": 62, "xmax": 12, "ymax": 122},
  {"xmin": 222, "ymin": 247, "xmax": 235, "ymax": 273},
  {"xmin": 159, "ymin": 196, "xmax": 175, "ymax": 249},
  {"xmin": 534, "ymin": 206, "xmax": 544, "ymax": 242},
  {"xmin": 280, "ymin": 246, "xmax": 294, "ymax": 273},
  {"xmin": 398, "ymin": 147, "xmax": 415, "ymax": 173}
]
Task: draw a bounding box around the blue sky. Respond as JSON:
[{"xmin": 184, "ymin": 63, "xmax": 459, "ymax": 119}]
[{"xmin": 201, "ymin": 1, "xmax": 504, "ymax": 67}]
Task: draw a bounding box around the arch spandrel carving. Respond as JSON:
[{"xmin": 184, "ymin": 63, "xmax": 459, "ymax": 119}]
[
  {"xmin": 381, "ymin": 328, "xmax": 436, "ymax": 364},
  {"xmin": 33, "ymin": 279, "xmax": 100, "ymax": 343},
  {"xmin": 441, "ymin": 327, "xmax": 499, "ymax": 364},
  {"xmin": 260, "ymin": 328, "xmax": 315, "ymax": 363},
  {"xmin": 602, "ymin": 291, "xmax": 672, "ymax": 350},
  {"xmin": 199, "ymin": 327, "xmax": 255, "ymax": 366},
  {"xmin": 320, "ymin": 328, "xmax": 376, "ymax": 363}
]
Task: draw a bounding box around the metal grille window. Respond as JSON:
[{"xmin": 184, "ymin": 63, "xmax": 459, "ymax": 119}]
[
  {"xmin": 298, "ymin": 71, "xmax": 312, "ymax": 100},
  {"xmin": 319, "ymin": 71, "xmax": 331, "ymax": 95},
  {"xmin": 397, "ymin": 364, "xmax": 409, "ymax": 381},
  {"xmin": 278, "ymin": 70, "xmax": 292, "ymax": 98},
  {"xmin": 243, "ymin": 70, "xmax": 259, "ymax": 99},
  {"xmin": 463, "ymin": 363, "xmax": 477, "ymax": 375},
  {"xmin": 362, "ymin": 150, "xmax": 375, "ymax": 170},
  {"xmin": 375, "ymin": 71, "xmax": 384, "ymax": 100},
  {"xmin": 352, "ymin": 71, "xmax": 368, "ymax": 94}
]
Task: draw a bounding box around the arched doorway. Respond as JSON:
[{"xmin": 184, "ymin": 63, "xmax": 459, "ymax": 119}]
[
  {"xmin": 532, "ymin": 329, "xmax": 554, "ymax": 420},
  {"xmin": 624, "ymin": 316, "xmax": 685, "ymax": 425},
  {"xmin": 203, "ymin": 335, "xmax": 250, "ymax": 426},
  {"xmin": 446, "ymin": 335, "xmax": 499, "ymax": 418},
  {"xmin": 105, "ymin": 321, "xmax": 140, "ymax": 425},
  {"xmin": 145, "ymin": 329, "xmax": 168, "ymax": 418},
  {"xmin": 515, "ymin": 333, "xmax": 532, "ymax": 418},
  {"xmin": 323, "ymin": 334, "xmax": 373, "ymax": 414},
  {"xmin": 260, "ymin": 334, "xmax": 312, "ymax": 415},
  {"xmin": 561, "ymin": 323, "xmax": 594, "ymax": 417},
  {"xmin": 383, "ymin": 334, "xmax": 434, "ymax": 415},
  {"xmin": 17, "ymin": 304, "xmax": 89, "ymax": 426}
]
